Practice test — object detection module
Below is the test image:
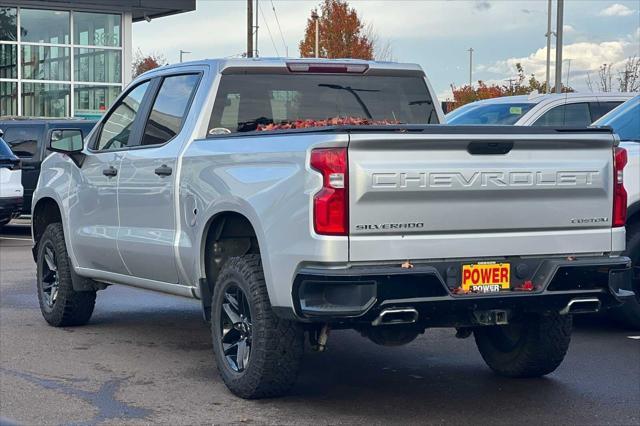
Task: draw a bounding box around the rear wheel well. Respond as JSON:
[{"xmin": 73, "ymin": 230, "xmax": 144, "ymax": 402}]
[
  {"xmin": 32, "ymin": 198, "xmax": 62, "ymax": 256},
  {"xmin": 200, "ymin": 212, "xmax": 260, "ymax": 319}
]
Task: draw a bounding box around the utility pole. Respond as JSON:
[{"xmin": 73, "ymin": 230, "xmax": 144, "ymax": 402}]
[
  {"xmin": 247, "ymin": 0, "xmax": 253, "ymax": 57},
  {"xmin": 554, "ymin": 0, "xmax": 564, "ymax": 93},
  {"xmin": 565, "ymin": 58, "xmax": 572, "ymax": 89},
  {"xmin": 311, "ymin": 9, "xmax": 320, "ymax": 58},
  {"xmin": 545, "ymin": 0, "xmax": 553, "ymax": 93},
  {"xmin": 179, "ymin": 50, "xmax": 191, "ymax": 63},
  {"xmin": 254, "ymin": 0, "xmax": 259, "ymax": 57},
  {"xmin": 467, "ymin": 47, "xmax": 474, "ymax": 87}
]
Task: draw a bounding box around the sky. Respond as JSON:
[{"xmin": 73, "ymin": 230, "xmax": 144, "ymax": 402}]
[{"xmin": 132, "ymin": 0, "xmax": 640, "ymax": 100}]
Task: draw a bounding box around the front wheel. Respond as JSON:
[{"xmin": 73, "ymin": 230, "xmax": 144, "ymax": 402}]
[
  {"xmin": 211, "ymin": 255, "xmax": 304, "ymax": 399},
  {"xmin": 474, "ymin": 312, "xmax": 571, "ymax": 378},
  {"xmin": 36, "ymin": 223, "xmax": 96, "ymax": 327}
]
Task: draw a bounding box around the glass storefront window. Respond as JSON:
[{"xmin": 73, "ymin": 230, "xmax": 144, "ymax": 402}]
[
  {"xmin": 22, "ymin": 83, "xmax": 70, "ymax": 117},
  {"xmin": 0, "ymin": 7, "xmax": 17, "ymax": 41},
  {"xmin": 74, "ymin": 85, "xmax": 120, "ymax": 118},
  {"xmin": 74, "ymin": 12, "xmax": 121, "ymax": 47},
  {"xmin": 2, "ymin": 8, "xmax": 123, "ymax": 118},
  {"xmin": 75, "ymin": 48, "xmax": 121, "ymax": 83},
  {"xmin": 0, "ymin": 81, "xmax": 17, "ymax": 116},
  {"xmin": 0, "ymin": 44, "xmax": 17, "ymax": 79},
  {"xmin": 21, "ymin": 9, "xmax": 70, "ymax": 44},
  {"xmin": 21, "ymin": 45, "xmax": 70, "ymax": 81}
]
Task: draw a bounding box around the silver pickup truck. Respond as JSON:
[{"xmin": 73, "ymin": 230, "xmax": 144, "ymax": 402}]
[{"xmin": 32, "ymin": 59, "xmax": 634, "ymax": 399}]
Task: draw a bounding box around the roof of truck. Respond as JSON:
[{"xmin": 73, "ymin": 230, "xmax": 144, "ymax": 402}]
[{"xmin": 140, "ymin": 57, "xmax": 425, "ymax": 77}]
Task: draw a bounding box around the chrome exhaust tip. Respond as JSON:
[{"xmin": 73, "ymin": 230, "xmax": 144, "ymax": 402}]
[
  {"xmin": 372, "ymin": 308, "xmax": 419, "ymax": 326},
  {"xmin": 559, "ymin": 298, "xmax": 602, "ymax": 315}
]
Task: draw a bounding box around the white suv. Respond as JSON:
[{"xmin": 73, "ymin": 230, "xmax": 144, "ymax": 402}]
[
  {"xmin": 446, "ymin": 92, "xmax": 634, "ymax": 126},
  {"xmin": 0, "ymin": 132, "xmax": 23, "ymax": 227}
]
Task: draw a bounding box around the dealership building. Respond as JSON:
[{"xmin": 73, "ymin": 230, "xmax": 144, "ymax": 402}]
[{"xmin": 0, "ymin": 0, "xmax": 195, "ymax": 118}]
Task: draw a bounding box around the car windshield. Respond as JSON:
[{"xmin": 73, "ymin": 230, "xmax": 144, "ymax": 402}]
[
  {"xmin": 593, "ymin": 96, "xmax": 640, "ymax": 142},
  {"xmin": 209, "ymin": 73, "xmax": 438, "ymax": 133},
  {"xmin": 446, "ymin": 102, "xmax": 536, "ymax": 125}
]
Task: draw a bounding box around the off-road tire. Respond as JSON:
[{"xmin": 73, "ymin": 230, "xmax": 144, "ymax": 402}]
[
  {"xmin": 36, "ymin": 223, "xmax": 96, "ymax": 327},
  {"xmin": 211, "ymin": 255, "xmax": 304, "ymax": 399},
  {"xmin": 611, "ymin": 221, "xmax": 640, "ymax": 329},
  {"xmin": 474, "ymin": 312, "xmax": 572, "ymax": 378}
]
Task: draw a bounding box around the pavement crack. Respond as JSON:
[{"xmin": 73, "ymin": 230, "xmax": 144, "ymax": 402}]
[{"xmin": 0, "ymin": 368, "xmax": 152, "ymax": 424}]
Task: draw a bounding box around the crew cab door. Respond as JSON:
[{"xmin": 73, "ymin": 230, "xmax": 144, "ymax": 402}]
[
  {"xmin": 116, "ymin": 73, "xmax": 201, "ymax": 284},
  {"xmin": 68, "ymin": 80, "xmax": 152, "ymax": 275}
]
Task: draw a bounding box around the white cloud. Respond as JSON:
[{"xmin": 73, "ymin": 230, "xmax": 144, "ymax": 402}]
[
  {"xmin": 563, "ymin": 24, "xmax": 575, "ymax": 33},
  {"xmin": 599, "ymin": 3, "xmax": 636, "ymax": 16},
  {"xmin": 479, "ymin": 36, "xmax": 637, "ymax": 91}
]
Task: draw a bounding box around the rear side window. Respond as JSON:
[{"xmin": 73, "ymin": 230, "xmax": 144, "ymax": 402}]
[
  {"xmin": 140, "ymin": 73, "xmax": 200, "ymax": 146},
  {"xmin": 209, "ymin": 73, "xmax": 437, "ymax": 133},
  {"xmin": 1, "ymin": 125, "xmax": 42, "ymax": 158},
  {"xmin": 533, "ymin": 102, "xmax": 592, "ymax": 127},
  {"xmin": 95, "ymin": 81, "xmax": 150, "ymax": 151}
]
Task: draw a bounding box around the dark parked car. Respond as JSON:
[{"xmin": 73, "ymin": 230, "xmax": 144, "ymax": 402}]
[{"xmin": 0, "ymin": 118, "xmax": 97, "ymax": 214}]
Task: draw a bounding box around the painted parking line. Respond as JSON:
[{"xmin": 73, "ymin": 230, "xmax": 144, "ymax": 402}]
[
  {"xmin": 627, "ymin": 336, "xmax": 640, "ymax": 340},
  {"xmin": 0, "ymin": 237, "xmax": 31, "ymax": 241}
]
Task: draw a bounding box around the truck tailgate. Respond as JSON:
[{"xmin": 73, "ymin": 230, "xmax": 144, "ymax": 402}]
[{"xmin": 348, "ymin": 129, "xmax": 616, "ymax": 262}]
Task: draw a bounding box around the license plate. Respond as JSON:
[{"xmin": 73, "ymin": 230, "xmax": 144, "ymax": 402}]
[{"xmin": 461, "ymin": 263, "xmax": 510, "ymax": 293}]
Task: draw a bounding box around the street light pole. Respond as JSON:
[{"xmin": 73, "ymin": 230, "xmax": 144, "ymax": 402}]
[
  {"xmin": 467, "ymin": 47, "xmax": 474, "ymax": 87},
  {"xmin": 254, "ymin": 0, "xmax": 259, "ymax": 57},
  {"xmin": 545, "ymin": 0, "xmax": 553, "ymax": 93},
  {"xmin": 554, "ymin": 0, "xmax": 564, "ymax": 93},
  {"xmin": 247, "ymin": 0, "xmax": 253, "ymax": 57},
  {"xmin": 311, "ymin": 10, "xmax": 320, "ymax": 58},
  {"xmin": 179, "ymin": 50, "xmax": 191, "ymax": 63}
]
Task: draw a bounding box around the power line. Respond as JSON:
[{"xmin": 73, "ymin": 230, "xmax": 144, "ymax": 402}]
[
  {"xmin": 270, "ymin": 0, "xmax": 288, "ymax": 57},
  {"xmin": 259, "ymin": 3, "xmax": 280, "ymax": 57}
]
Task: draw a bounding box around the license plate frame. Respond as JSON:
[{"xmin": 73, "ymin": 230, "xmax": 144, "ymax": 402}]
[{"xmin": 461, "ymin": 262, "xmax": 510, "ymax": 293}]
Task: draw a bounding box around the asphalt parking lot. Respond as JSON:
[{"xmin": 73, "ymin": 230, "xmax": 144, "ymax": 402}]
[{"xmin": 1, "ymin": 220, "xmax": 639, "ymax": 425}]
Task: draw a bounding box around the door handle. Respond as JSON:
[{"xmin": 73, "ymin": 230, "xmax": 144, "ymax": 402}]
[
  {"xmin": 467, "ymin": 142, "xmax": 514, "ymax": 155},
  {"xmin": 154, "ymin": 164, "xmax": 173, "ymax": 177},
  {"xmin": 102, "ymin": 166, "xmax": 118, "ymax": 177}
]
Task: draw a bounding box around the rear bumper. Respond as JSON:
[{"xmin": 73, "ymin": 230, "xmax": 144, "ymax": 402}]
[
  {"xmin": 285, "ymin": 256, "xmax": 634, "ymax": 326},
  {"xmin": 0, "ymin": 197, "xmax": 23, "ymax": 220}
]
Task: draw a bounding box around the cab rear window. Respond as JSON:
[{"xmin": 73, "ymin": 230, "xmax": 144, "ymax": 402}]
[{"xmin": 209, "ymin": 73, "xmax": 437, "ymax": 133}]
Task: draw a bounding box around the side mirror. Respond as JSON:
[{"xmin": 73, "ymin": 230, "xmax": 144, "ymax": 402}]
[{"xmin": 49, "ymin": 129, "xmax": 84, "ymax": 154}]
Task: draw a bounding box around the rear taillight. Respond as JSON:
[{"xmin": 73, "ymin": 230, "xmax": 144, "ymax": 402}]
[
  {"xmin": 613, "ymin": 147, "xmax": 627, "ymax": 228},
  {"xmin": 310, "ymin": 148, "xmax": 348, "ymax": 236}
]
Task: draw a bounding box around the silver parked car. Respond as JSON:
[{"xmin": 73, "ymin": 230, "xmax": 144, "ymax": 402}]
[{"xmin": 446, "ymin": 92, "xmax": 633, "ymax": 126}]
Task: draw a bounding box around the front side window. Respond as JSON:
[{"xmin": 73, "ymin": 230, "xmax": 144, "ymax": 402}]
[
  {"xmin": 2, "ymin": 125, "xmax": 42, "ymax": 158},
  {"xmin": 140, "ymin": 74, "xmax": 200, "ymax": 146},
  {"xmin": 95, "ymin": 81, "xmax": 149, "ymax": 151},
  {"xmin": 533, "ymin": 102, "xmax": 592, "ymax": 127},
  {"xmin": 210, "ymin": 73, "xmax": 437, "ymax": 133}
]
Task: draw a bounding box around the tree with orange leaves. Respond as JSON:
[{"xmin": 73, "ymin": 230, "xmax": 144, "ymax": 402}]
[
  {"xmin": 299, "ymin": 0, "xmax": 374, "ymax": 60},
  {"xmin": 132, "ymin": 49, "xmax": 167, "ymax": 78}
]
